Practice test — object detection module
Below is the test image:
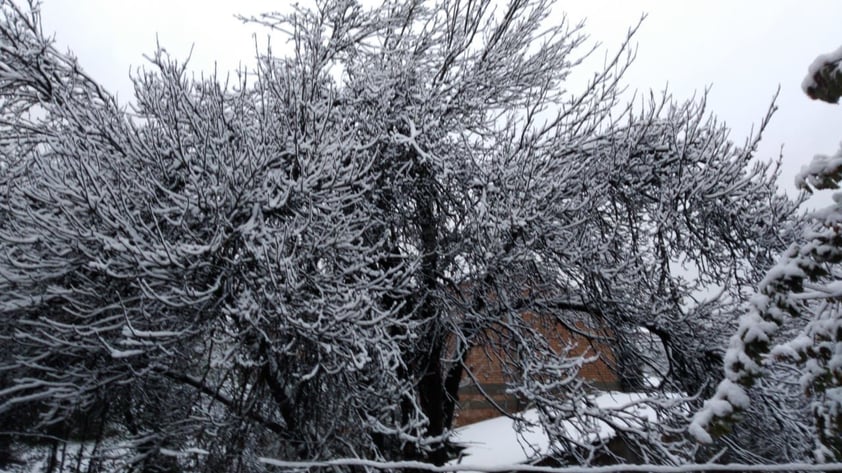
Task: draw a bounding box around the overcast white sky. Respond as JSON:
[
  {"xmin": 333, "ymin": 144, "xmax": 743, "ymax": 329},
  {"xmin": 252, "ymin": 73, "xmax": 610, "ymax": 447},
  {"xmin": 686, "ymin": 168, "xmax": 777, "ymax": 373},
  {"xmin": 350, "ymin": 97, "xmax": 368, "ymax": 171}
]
[{"xmin": 38, "ymin": 1, "xmax": 842, "ymax": 201}]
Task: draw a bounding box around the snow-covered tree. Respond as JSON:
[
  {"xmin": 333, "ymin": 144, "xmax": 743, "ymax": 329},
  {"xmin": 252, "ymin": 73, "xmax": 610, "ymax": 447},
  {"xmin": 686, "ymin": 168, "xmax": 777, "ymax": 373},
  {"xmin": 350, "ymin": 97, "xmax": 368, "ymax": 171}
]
[
  {"xmin": 0, "ymin": 0, "xmax": 801, "ymax": 470},
  {"xmin": 691, "ymin": 45, "xmax": 842, "ymax": 463}
]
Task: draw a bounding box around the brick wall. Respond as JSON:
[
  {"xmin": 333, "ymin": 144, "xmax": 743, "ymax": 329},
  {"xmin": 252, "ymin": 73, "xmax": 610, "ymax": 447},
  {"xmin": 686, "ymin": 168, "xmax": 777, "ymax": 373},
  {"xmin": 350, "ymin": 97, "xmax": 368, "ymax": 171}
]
[{"xmin": 453, "ymin": 313, "xmax": 618, "ymax": 426}]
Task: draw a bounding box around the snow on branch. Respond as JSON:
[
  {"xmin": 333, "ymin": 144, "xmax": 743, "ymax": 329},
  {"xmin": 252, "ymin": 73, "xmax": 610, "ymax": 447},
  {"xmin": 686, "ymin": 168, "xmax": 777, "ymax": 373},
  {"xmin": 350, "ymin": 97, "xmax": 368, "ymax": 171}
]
[
  {"xmin": 0, "ymin": 0, "xmax": 811, "ymax": 469},
  {"xmin": 803, "ymin": 45, "xmax": 842, "ymax": 103},
  {"xmin": 258, "ymin": 457, "xmax": 842, "ymax": 473},
  {"xmin": 693, "ymin": 45, "xmax": 842, "ymax": 459}
]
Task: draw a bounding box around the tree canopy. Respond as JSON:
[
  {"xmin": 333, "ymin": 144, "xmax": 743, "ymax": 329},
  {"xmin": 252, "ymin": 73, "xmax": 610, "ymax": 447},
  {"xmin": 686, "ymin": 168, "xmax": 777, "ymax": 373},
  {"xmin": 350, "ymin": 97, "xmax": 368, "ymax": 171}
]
[{"xmin": 0, "ymin": 0, "xmax": 807, "ymax": 471}]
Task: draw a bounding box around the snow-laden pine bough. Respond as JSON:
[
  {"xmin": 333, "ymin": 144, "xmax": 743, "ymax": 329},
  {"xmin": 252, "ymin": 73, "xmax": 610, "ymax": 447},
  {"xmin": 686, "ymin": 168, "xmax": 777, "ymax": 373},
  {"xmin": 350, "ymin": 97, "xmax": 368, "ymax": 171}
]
[{"xmin": 692, "ymin": 45, "xmax": 842, "ymax": 462}]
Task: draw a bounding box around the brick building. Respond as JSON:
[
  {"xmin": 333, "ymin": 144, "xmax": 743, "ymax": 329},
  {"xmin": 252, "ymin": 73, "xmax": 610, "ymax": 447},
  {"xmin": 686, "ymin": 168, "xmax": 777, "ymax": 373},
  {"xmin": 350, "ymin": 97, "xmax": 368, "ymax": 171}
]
[{"xmin": 453, "ymin": 313, "xmax": 618, "ymax": 426}]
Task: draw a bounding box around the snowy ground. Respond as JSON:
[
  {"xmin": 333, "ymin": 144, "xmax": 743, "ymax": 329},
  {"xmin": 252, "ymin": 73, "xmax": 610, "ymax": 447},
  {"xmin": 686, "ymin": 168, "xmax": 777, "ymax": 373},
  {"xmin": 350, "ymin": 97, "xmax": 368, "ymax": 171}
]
[
  {"xmin": 449, "ymin": 390, "xmax": 663, "ymax": 471},
  {"xmin": 2, "ymin": 389, "xmax": 665, "ymax": 472}
]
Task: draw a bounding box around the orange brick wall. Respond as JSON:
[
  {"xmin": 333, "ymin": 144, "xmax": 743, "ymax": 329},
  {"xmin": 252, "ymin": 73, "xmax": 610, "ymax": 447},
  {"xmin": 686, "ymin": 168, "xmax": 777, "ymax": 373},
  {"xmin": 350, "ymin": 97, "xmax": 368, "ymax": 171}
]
[{"xmin": 453, "ymin": 314, "xmax": 618, "ymax": 426}]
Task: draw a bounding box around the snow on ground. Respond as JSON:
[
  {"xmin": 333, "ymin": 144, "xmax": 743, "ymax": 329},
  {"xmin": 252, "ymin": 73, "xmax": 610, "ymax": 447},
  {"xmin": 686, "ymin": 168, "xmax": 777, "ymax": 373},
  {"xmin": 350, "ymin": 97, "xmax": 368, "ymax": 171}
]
[
  {"xmin": 449, "ymin": 390, "xmax": 662, "ymax": 470},
  {"xmin": 450, "ymin": 409, "xmax": 550, "ymax": 469},
  {"xmin": 3, "ymin": 387, "xmax": 666, "ymax": 472}
]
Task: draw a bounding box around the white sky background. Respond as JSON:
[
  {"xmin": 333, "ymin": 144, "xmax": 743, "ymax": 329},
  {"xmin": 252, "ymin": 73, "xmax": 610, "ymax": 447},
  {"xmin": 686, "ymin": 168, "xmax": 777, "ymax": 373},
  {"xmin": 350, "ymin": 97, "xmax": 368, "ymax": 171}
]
[{"xmin": 38, "ymin": 1, "xmax": 842, "ymax": 200}]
